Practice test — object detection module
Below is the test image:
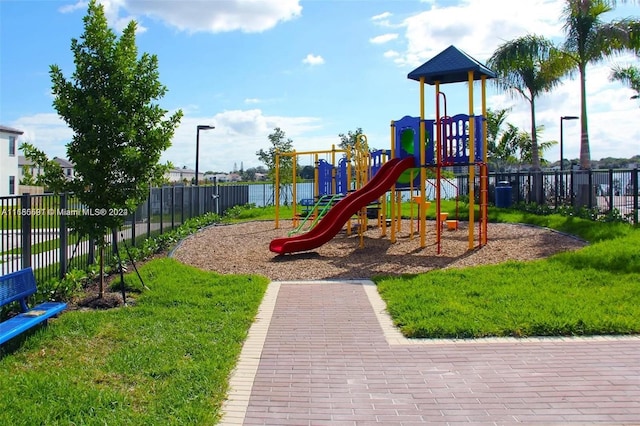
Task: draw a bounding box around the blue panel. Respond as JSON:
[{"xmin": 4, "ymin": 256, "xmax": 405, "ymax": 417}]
[
  {"xmin": 317, "ymin": 159, "xmax": 334, "ymax": 196},
  {"xmin": 393, "ymin": 116, "xmax": 420, "ymax": 160},
  {"xmin": 335, "ymin": 157, "xmax": 348, "ymax": 195},
  {"xmin": 474, "ymin": 115, "xmax": 485, "ymax": 162}
]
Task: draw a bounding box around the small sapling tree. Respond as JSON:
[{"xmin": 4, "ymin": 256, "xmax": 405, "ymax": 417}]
[{"xmin": 49, "ymin": 0, "xmax": 182, "ymax": 297}]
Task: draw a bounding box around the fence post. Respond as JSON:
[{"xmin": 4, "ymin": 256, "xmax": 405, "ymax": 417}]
[
  {"xmin": 21, "ymin": 193, "xmax": 31, "ymax": 269},
  {"xmin": 633, "ymin": 168, "xmax": 638, "ymax": 225},
  {"xmin": 214, "ymin": 178, "xmax": 219, "ymax": 216},
  {"xmin": 171, "ymin": 186, "xmax": 175, "ymax": 230},
  {"xmin": 588, "ymin": 169, "xmax": 593, "ymax": 209},
  {"xmin": 570, "ymin": 169, "xmax": 575, "ymax": 207},
  {"xmin": 59, "ymin": 193, "xmax": 67, "ymax": 279},
  {"xmin": 130, "ymin": 211, "xmax": 136, "ymax": 247},
  {"xmin": 146, "ymin": 190, "xmax": 151, "ymax": 239},
  {"xmin": 553, "ymin": 171, "xmax": 559, "ymax": 208},
  {"xmin": 608, "ymin": 169, "xmax": 614, "ymax": 214},
  {"xmin": 159, "ymin": 186, "xmax": 164, "ymax": 235}
]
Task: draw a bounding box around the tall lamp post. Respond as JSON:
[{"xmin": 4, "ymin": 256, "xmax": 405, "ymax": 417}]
[
  {"xmin": 560, "ymin": 116, "xmax": 578, "ymax": 171},
  {"xmin": 195, "ymin": 125, "xmax": 214, "ymax": 216},
  {"xmin": 195, "ymin": 125, "xmax": 215, "ymax": 185}
]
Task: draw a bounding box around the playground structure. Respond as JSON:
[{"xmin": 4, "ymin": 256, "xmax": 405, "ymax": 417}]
[{"xmin": 270, "ymin": 45, "xmax": 495, "ymax": 255}]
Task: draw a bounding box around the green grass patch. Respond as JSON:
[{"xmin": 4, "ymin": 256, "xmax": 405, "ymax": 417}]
[
  {"xmin": 375, "ymin": 217, "xmax": 640, "ymax": 338},
  {"xmin": 0, "ymin": 258, "xmax": 268, "ymax": 425},
  {"xmin": 377, "ymin": 260, "xmax": 640, "ymax": 338}
]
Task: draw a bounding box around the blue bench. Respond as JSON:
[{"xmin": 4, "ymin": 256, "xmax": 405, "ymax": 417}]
[{"xmin": 0, "ymin": 267, "xmax": 67, "ymax": 345}]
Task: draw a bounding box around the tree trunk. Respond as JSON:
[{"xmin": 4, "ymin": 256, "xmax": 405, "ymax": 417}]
[
  {"xmin": 579, "ymin": 64, "xmax": 591, "ymax": 170},
  {"xmin": 529, "ymin": 97, "xmax": 544, "ymax": 204},
  {"xmin": 99, "ymin": 245, "xmax": 104, "ymax": 298}
]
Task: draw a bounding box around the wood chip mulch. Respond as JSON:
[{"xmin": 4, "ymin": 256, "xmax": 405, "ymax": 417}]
[{"xmin": 171, "ymin": 220, "xmax": 587, "ymax": 281}]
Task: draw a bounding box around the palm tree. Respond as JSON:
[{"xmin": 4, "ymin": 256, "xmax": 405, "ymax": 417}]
[
  {"xmin": 488, "ymin": 34, "xmax": 566, "ymax": 202},
  {"xmin": 515, "ymin": 126, "xmax": 558, "ymax": 167},
  {"xmin": 610, "ymin": 64, "xmax": 640, "ymax": 100},
  {"xmin": 560, "ymin": 0, "xmax": 640, "ymax": 169},
  {"xmin": 485, "ymin": 108, "xmax": 523, "ymax": 171},
  {"xmin": 487, "ymin": 35, "xmax": 566, "ymax": 172}
]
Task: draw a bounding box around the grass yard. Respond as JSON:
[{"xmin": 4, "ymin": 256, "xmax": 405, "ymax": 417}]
[
  {"xmin": 375, "ymin": 214, "xmax": 640, "ymax": 338},
  {"xmin": 0, "ymin": 258, "xmax": 268, "ymax": 425}
]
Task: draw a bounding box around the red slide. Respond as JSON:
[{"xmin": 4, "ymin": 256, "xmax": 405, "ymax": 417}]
[{"xmin": 269, "ymin": 157, "xmax": 416, "ymax": 255}]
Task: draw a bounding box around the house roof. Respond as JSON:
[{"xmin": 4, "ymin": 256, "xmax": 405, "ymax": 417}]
[
  {"xmin": 0, "ymin": 125, "xmax": 24, "ymax": 135},
  {"xmin": 407, "ymin": 45, "xmax": 496, "ymax": 85},
  {"xmin": 18, "ymin": 155, "xmax": 34, "ymax": 166},
  {"xmin": 53, "ymin": 157, "xmax": 74, "ymax": 168}
]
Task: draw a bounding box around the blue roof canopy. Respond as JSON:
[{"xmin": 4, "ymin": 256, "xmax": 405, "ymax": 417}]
[{"xmin": 407, "ymin": 45, "xmax": 496, "ymax": 85}]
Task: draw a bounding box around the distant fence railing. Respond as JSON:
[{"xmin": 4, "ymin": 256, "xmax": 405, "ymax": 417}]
[
  {"xmin": 457, "ymin": 168, "xmax": 639, "ymax": 224},
  {"xmin": 0, "ymin": 183, "xmax": 248, "ymax": 283},
  {"xmin": 249, "ymin": 169, "xmax": 639, "ymax": 224}
]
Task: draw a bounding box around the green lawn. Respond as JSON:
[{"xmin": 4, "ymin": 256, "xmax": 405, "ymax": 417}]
[
  {"xmin": 375, "ymin": 213, "xmax": 640, "ymax": 338},
  {"xmin": 0, "ymin": 258, "xmax": 268, "ymax": 425}
]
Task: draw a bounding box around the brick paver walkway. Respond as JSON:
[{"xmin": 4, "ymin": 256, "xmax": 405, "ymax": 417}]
[{"xmin": 221, "ymin": 281, "xmax": 640, "ymax": 425}]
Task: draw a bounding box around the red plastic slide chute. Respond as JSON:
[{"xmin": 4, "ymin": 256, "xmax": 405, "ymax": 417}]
[{"xmin": 269, "ymin": 157, "xmax": 415, "ymax": 255}]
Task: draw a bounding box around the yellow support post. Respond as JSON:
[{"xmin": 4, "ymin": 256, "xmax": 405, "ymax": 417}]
[
  {"xmin": 481, "ymin": 75, "xmax": 489, "ymax": 246},
  {"xmin": 467, "ymin": 70, "xmax": 475, "ymax": 250},
  {"xmin": 419, "ymin": 76, "xmax": 427, "ymax": 248},
  {"xmin": 292, "ymin": 150, "xmax": 297, "ymax": 223}
]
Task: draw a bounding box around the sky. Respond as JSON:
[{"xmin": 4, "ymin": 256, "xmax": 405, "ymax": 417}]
[{"xmin": 1, "ymin": 0, "xmax": 639, "ymax": 174}]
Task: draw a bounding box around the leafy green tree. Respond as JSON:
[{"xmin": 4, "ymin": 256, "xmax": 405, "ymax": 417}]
[
  {"xmin": 560, "ymin": 0, "xmax": 640, "ymax": 169},
  {"xmin": 19, "ymin": 167, "xmax": 37, "ymax": 186},
  {"xmin": 49, "ymin": 0, "xmax": 182, "ymax": 296},
  {"xmin": 488, "ymin": 35, "xmax": 566, "ymax": 173},
  {"xmin": 20, "ymin": 142, "xmax": 67, "ymax": 190},
  {"xmin": 256, "ymin": 128, "xmax": 296, "ymax": 203},
  {"xmin": 338, "ymin": 127, "xmax": 368, "ymax": 161},
  {"xmin": 299, "ymin": 165, "xmax": 315, "ymax": 180},
  {"xmin": 256, "ymin": 128, "xmax": 295, "ymax": 181}
]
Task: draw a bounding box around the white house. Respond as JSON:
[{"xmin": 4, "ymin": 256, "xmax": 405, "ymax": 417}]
[
  {"xmin": 165, "ymin": 167, "xmax": 203, "ymax": 184},
  {"xmin": 0, "ymin": 125, "xmax": 23, "ymax": 197},
  {"xmin": 53, "ymin": 157, "xmax": 76, "ymax": 180},
  {"xmin": 18, "ymin": 155, "xmax": 76, "ymax": 182}
]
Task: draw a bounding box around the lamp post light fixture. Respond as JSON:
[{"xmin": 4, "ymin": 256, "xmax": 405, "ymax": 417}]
[
  {"xmin": 560, "ymin": 116, "xmax": 579, "ymax": 172},
  {"xmin": 195, "ymin": 125, "xmax": 215, "ymax": 186}
]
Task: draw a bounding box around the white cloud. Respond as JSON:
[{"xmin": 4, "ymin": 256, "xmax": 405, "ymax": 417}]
[
  {"xmin": 369, "ymin": 33, "xmax": 398, "ymax": 44},
  {"xmin": 62, "ymin": 0, "xmax": 301, "ymax": 33},
  {"xmin": 10, "ymin": 114, "xmax": 73, "ymax": 160},
  {"xmin": 371, "ymin": 11, "xmax": 392, "ymax": 21},
  {"xmin": 126, "ymin": 0, "xmax": 302, "ymax": 33},
  {"xmin": 302, "ymin": 54, "xmax": 325, "ymax": 66},
  {"xmin": 244, "ymin": 98, "xmax": 262, "ymax": 104},
  {"xmin": 59, "ymin": 1, "xmax": 87, "ymax": 14},
  {"xmin": 163, "ymin": 110, "xmax": 323, "ymax": 172},
  {"xmin": 385, "ymin": 0, "xmax": 564, "ymax": 67},
  {"xmin": 384, "ymin": 50, "xmax": 400, "ymax": 58}
]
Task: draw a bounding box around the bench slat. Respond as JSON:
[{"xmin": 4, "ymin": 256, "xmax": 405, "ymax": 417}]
[{"xmin": 0, "ymin": 301, "xmax": 67, "ymax": 345}]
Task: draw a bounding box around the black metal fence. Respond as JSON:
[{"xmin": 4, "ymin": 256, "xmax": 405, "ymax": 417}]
[
  {"xmin": 247, "ymin": 169, "xmax": 639, "ymax": 225},
  {"xmin": 0, "ymin": 183, "xmax": 248, "ymax": 284},
  {"xmin": 459, "ymin": 168, "xmax": 639, "ymax": 224}
]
